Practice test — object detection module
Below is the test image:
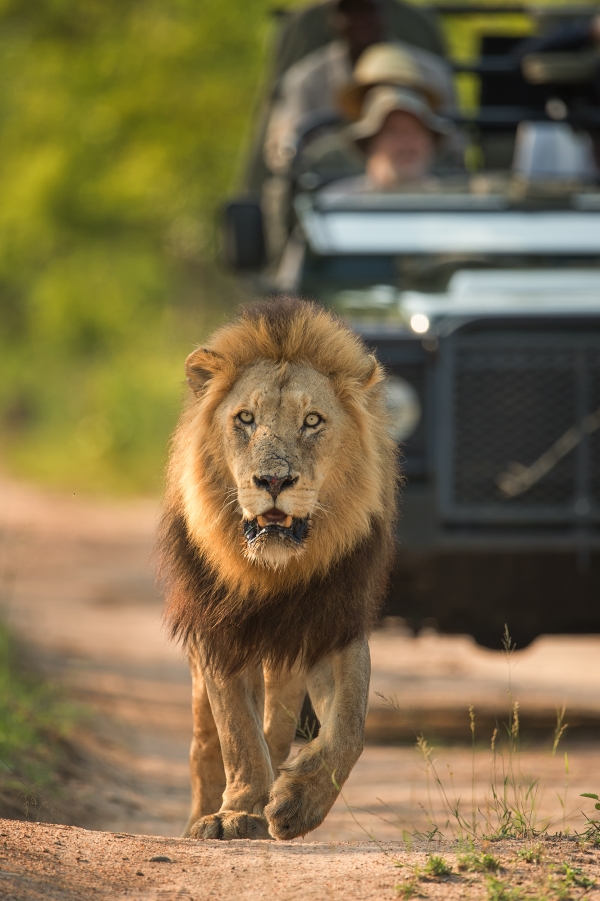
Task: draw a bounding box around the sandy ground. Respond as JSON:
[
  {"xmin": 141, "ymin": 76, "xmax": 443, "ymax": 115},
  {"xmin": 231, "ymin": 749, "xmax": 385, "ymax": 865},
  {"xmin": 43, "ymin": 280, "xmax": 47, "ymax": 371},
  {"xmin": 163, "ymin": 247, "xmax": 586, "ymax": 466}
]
[
  {"xmin": 1, "ymin": 476, "xmax": 600, "ymax": 897},
  {"xmin": 2, "ymin": 820, "xmax": 600, "ymax": 901}
]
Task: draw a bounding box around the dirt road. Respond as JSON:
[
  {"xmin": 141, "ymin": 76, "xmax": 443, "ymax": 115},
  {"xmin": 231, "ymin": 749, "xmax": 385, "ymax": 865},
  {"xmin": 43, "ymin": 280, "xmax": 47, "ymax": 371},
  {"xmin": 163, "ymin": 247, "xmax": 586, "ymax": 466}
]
[
  {"xmin": 1, "ymin": 476, "xmax": 600, "ymax": 845},
  {"xmin": 2, "ymin": 820, "xmax": 600, "ymax": 901}
]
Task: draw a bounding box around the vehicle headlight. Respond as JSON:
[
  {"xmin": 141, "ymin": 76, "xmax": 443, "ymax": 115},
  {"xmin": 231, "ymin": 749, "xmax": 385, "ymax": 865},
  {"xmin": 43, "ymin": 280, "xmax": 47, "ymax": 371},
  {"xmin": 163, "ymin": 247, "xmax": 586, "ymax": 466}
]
[
  {"xmin": 384, "ymin": 376, "xmax": 422, "ymax": 442},
  {"xmin": 410, "ymin": 313, "xmax": 430, "ymax": 334}
]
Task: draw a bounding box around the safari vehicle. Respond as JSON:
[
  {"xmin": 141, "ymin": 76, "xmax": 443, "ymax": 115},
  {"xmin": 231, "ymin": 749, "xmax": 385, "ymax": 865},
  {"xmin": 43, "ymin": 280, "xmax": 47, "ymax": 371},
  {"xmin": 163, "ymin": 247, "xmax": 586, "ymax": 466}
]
[{"xmin": 224, "ymin": 2, "xmax": 600, "ymax": 649}]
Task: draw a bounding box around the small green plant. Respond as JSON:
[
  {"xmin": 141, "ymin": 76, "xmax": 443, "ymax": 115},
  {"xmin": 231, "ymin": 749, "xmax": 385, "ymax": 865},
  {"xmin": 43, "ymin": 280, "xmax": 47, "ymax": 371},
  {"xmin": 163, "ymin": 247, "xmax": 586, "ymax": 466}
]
[
  {"xmin": 394, "ymin": 864, "xmax": 424, "ymax": 899},
  {"xmin": 516, "ymin": 843, "xmax": 543, "ymax": 864},
  {"xmin": 579, "ymin": 793, "xmax": 600, "ymax": 843},
  {"xmin": 414, "ymin": 825, "xmax": 444, "ymax": 842},
  {"xmin": 424, "ymin": 854, "xmax": 452, "ymax": 878},
  {"xmin": 457, "ymin": 845, "xmax": 501, "ymax": 873},
  {"xmin": 541, "ymin": 860, "xmax": 597, "ymax": 901},
  {"xmin": 395, "ymin": 882, "xmax": 423, "ymax": 900},
  {"xmin": 378, "ymin": 625, "xmax": 575, "ymax": 842},
  {"xmin": 556, "ymin": 862, "xmax": 595, "ymax": 890},
  {"xmin": 486, "ymin": 876, "xmax": 524, "ymax": 901}
]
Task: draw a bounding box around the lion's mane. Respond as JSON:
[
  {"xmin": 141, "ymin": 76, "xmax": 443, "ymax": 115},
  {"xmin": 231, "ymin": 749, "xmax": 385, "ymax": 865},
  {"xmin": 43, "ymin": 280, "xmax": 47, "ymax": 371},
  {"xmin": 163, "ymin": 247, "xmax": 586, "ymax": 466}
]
[{"xmin": 158, "ymin": 297, "xmax": 399, "ymax": 676}]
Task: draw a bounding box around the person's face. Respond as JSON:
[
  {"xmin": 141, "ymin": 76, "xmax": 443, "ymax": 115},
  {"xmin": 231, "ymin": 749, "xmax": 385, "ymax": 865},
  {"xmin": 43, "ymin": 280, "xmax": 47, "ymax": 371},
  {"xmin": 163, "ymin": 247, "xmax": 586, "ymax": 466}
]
[
  {"xmin": 335, "ymin": 0, "xmax": 384, "ymax": 58},
  {"xmin": 366, "ymin": 109, "xmax": 435, "ymax": 186}
]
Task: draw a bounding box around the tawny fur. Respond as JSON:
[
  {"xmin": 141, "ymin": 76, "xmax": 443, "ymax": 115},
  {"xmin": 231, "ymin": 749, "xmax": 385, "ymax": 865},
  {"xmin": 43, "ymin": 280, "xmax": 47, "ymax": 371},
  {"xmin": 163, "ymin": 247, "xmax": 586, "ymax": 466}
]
[{"xmin": 157, "ymin": 297, "xmax": 400, "ymax": 841}]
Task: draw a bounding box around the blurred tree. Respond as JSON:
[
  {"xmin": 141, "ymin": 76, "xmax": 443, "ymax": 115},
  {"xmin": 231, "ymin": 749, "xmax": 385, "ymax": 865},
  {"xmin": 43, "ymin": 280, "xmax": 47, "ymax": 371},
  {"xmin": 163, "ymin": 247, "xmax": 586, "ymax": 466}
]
[{"xmin": 0, "ymin": 0, "xmax": 292, "ymax": 493}]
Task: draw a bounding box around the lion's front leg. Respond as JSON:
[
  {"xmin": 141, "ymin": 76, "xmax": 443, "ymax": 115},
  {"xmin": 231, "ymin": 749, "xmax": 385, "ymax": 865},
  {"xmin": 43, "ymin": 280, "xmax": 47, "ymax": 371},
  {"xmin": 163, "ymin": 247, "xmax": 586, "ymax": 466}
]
[
  {"xmin": 265, "ymin": 637, "xmax": 370, "ymax": 840},
  {"xmin": 187, "ymin": 659, "xmax": 273, "ymax": 841},
  {"xmin": 183, "ymin": 649, "xmax": 226, "ymax": 836}
]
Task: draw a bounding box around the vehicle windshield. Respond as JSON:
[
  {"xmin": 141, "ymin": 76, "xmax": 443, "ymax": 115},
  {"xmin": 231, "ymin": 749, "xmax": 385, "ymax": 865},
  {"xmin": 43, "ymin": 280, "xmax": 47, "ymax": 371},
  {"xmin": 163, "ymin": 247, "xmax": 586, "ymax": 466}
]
[
  {"xmin": 295, "ymin": 174, "xmax": 600, "ymax": 326},
  {"xmin": 302, "ymin": 252, "xmax": 600, "ymax": 324}
]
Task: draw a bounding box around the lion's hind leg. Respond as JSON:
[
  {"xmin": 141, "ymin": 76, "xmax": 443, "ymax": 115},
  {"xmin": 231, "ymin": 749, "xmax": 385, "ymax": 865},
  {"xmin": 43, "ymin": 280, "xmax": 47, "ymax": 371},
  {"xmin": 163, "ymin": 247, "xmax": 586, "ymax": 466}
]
[
  {"xmin": 183, "ymin": 650, "xmax": 226, "ymax": 837},
  {"xmin": 263, "ymin": 668, "xmax": 307, "ymax": 772}
]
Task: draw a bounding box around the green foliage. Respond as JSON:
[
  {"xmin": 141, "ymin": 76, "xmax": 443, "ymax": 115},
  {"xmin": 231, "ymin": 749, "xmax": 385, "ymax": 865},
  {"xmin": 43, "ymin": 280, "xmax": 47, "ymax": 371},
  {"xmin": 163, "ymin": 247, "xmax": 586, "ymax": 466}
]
[
  {"xmin": 0, "ymin": 622, "xmax": 75, "ymax": 815},
  {"xmin": 556, "ymin": 862, "xmax": 595, "ymax": 891},
  {"xmin": 395, "ymin": 865, "xmax": 425, "ymax": 899},
  {"xmin": 517, "ymin": 844, "xmax": 543, "ymax": 865},
  {"xmin": 0, "ymin": 0, "xmax": 294, "ymax": 493},
  {"xmin": 381, "ymin": 628, "xmax": 572, "ymax": 842},
  {"xmin": 541, "ymin": 862, "xmax": 596, "ymax": 901},
  {"xmin": 486, "ymin": 876, "xmax": 524, "ymax": 901},
  {"xmin": 457, "ymin": 846, "xmax": 501, "ymax": 874},
  {"xmin": 395, "ymin": 854, "xmax": 452, "ymax": 897},
  {"xmin": 424, "ymin": 854, "xmax": 452, "ymax": 877},
  {"xmin": 579, "ymin": 793, "xmax": 600, "ymax": 843}
]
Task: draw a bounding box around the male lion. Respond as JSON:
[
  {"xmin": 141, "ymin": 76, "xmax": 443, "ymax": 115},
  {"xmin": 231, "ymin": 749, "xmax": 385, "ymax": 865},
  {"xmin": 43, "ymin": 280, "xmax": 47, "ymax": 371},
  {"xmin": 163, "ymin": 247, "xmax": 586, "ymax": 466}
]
[{"xmin": 158, "ymin": 297, "xmax": 398, "ymax": 841}]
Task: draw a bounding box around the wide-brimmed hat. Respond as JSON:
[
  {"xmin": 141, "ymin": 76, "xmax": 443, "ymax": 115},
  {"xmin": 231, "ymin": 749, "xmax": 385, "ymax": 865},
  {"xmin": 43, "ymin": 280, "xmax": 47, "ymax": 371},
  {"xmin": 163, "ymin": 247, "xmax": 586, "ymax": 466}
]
[
  {"xmin": 346, "ymin": 84, "xmax": 452, "ymax": 143},
  {"xmin": 339, "ymin": 43, "xmax": 449, "ymax": 120}
]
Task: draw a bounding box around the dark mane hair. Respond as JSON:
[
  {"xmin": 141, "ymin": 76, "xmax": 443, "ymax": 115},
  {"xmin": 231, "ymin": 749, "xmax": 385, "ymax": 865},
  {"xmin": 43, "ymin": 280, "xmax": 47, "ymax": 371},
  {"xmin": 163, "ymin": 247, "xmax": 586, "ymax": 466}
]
[{"xmin": 158, "ymin": 507, "xmax": 394, "ymax": 677}]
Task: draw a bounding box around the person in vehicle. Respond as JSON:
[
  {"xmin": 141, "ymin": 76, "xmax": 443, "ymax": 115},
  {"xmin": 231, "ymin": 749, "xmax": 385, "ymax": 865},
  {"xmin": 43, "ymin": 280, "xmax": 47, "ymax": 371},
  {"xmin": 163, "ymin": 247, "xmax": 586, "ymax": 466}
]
[
  {"xmin": 322, "ymin": 83, "xmax": 453, "ymax": 192},
  {"xmin": 298, "ymin": 43, "xmax": 457, "ymax": 191},
  {"xmin": 264, "ymin": 0, "xmax": 384, "ymax": 174},
  {"xmin": 264, "ymin": 0, "xmax": 454, "ymax": 175}
]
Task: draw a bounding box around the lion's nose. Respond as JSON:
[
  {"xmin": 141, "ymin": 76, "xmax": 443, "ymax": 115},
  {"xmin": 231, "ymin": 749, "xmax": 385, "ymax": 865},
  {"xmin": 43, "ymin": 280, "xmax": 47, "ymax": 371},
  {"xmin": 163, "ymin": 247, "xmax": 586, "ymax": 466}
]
[{"xmin": 253, "ymin": 474, "xmax": 298, "ymax": 500}]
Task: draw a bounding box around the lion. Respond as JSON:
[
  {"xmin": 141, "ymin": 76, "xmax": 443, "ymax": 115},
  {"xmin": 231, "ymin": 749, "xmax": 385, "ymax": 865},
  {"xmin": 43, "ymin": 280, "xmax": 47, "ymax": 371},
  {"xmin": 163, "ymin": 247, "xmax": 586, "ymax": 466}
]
[{"xmin": 158, "ymin": 296, "xmax": 398, "ymax": 841}]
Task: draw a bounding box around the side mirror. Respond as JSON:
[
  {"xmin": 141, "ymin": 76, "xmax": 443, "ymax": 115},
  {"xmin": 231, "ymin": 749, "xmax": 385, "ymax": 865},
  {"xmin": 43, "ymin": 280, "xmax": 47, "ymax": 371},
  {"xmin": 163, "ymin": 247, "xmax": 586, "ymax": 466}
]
[{"xmin": 222, "ymin": 197, "xmax": 266, "ymax": 271}]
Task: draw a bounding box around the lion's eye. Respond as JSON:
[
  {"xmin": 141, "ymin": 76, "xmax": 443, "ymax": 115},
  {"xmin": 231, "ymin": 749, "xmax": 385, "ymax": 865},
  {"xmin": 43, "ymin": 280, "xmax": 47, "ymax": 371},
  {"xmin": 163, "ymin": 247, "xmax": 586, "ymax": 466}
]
[
  {"xmin": 304, "ymin": 413, "xmax": 322, "ymax": 428},
  {"xmin": 238, "ymin": 411, "xmax": 254, "ymax": 425}
]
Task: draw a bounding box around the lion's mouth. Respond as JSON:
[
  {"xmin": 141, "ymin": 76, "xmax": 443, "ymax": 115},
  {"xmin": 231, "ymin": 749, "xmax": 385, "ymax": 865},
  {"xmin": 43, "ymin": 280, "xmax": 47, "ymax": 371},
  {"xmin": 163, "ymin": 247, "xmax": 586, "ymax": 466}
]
[{"xmin": 243, "ymin": 507, "xmax": 310, "ymax": 547}]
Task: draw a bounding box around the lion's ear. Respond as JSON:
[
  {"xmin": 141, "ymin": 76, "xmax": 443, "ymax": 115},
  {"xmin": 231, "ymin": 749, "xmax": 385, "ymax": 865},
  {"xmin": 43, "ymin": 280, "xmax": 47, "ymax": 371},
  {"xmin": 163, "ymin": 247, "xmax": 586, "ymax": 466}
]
[
  {"xmin": 185, "ymin": 347, "xmax": 224, "ymax": 395},
  {"xmin": 362, "ymin": 354, "xmax": 384, "ymax": 392}
]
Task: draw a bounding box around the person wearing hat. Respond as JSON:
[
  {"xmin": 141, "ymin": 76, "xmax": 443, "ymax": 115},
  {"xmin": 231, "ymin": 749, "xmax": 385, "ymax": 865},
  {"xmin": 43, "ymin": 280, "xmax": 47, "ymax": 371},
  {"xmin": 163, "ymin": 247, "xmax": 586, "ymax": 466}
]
[
  {"xmin": 265, "ymin": 0, "xmax": 385, "ymax": 175},
  {"xmin": 339, "ymin": 40, "xmax": 454, "ymax": 123},
  {"xmin": 264, "ymin": 1, "xmax": 455, "ymax": 175},
  {"xmin": 322, "ymin": 83, "xmax": 454, "ymax": 192}
]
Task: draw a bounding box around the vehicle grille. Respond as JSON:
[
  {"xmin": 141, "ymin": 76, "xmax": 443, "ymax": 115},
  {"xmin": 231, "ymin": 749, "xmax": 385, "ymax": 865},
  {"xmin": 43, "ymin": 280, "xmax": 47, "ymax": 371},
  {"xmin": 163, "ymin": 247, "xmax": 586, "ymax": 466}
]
[{"xmin": 439, "ymin": 327, "xmax": 600, "ymax": 523}]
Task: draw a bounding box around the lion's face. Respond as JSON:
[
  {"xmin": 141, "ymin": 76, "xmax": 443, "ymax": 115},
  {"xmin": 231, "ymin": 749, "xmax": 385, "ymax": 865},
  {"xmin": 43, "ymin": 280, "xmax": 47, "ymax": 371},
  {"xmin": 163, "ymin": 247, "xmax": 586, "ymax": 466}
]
[
  {"xmin": 173, "ymin": 299, "xmax": 396, "ymax": 590},
  {"xmin": 216, "ymin": 360, "xmax": 345, "ymax": 568}
]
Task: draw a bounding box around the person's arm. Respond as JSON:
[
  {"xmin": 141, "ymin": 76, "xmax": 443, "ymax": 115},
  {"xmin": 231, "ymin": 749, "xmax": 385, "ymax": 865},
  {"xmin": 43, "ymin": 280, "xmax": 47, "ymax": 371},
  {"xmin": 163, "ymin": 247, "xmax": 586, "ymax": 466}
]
[{"xmin": 264, "ymin": 60, "xmax": 319, "ymax": 175}]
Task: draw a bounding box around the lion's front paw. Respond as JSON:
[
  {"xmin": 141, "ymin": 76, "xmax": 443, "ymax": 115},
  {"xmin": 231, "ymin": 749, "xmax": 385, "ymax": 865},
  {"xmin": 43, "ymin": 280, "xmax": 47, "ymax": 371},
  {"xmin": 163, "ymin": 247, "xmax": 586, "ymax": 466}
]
[
  {"xmin": 188, "ymin": 811, "xmax": 270, "ymax": 840},
  {"xmin": 265, "ymin": 775, "xmax": 332, "ymax": 841}
]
